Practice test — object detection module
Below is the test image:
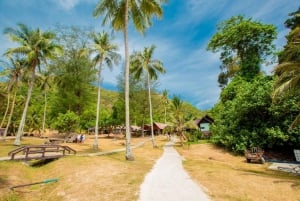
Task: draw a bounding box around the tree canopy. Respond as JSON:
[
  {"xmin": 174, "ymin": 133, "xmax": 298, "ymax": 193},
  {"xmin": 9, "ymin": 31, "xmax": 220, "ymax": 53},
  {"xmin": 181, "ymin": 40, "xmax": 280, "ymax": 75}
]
[{"xmin": 207, "ymin": 15, "xmax": 277, "ymax": 83}]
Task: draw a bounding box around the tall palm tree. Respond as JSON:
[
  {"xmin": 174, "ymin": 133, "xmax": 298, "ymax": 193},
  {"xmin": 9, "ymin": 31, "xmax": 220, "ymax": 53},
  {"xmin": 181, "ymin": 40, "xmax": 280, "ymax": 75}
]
[
  {"xmin": 90, "ymin": 31, "xmax": 121, "ymax": 150},
  {"xmin": 93, "ymin": 0, "xmax": 166, "ymax": 160},
  {"xmin": 0, "ymin": 57, "xmax": 24, "ymax": 140},
  {"xmin": 171, "ymin": 95, "xmax": 185, "ymax": 145},
  {"xmin": 130, "ymin": 45, "xmax": 165, "ymax": 147},
  {"xmin": 0, "ymin": 66, "xmax": 12, "ymax": 128},
  {"xmin": 36, "ymin": 71, "xmax": 53, "ymax": 138},
  {"xmin": 273, "ymin": 62, "xmax": 300, "ymax": 129},
  {"xmin": 162, "ymin": 89, "xmax": 168, "ymax": 124},
  {"xmin": 4, "ymin": 23, "xmax": 62, "ymax": 145}
]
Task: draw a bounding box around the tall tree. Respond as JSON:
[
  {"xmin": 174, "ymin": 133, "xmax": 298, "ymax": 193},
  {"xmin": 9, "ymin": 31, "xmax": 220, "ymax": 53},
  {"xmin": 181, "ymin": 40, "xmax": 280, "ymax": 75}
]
[
  {"xmin": 93, "ymin": 0, "xmax": 166, "ymax": 160},
  {"xmin": 130, "ymin": 45, "xmax": 165, "ymax": 147},
  {"xmin": 207, "ymin": 15, "xmax": 276, "ymax": 81},
  {"xmin": 161, "ymin": 89, "xmax": 169, "ymax": 124},
  {"xmin": 274, "ymin": 8, "xmax": 300, "ymax": 130},
  {"xmin": 36, "ymin": 71, "xmax": 53, "ymax": 138},
  {"xmin": 4, "ymin": 23, "xmax": 62, "ymax": 145},
  {"xmin": 0, "ymin": 57, "xmax": 24, "ymax": 140},
  {"xmin": 90, "ymin": 31, "xmax": 121, "ymax": 150},
  {"xmin": 171, "ymin": 95, "xmax": 185, "ymax": 145},
  {"xmin": 49, "ymin": 26, "xmax": 95, "ymax": 118}
]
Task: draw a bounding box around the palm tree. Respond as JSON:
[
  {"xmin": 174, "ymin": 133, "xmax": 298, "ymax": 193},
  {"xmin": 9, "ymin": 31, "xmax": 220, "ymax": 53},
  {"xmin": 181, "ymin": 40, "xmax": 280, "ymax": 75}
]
[
  {"xmin": 0, "ymin": 57, "xmax": 24, "ymax": 140},
  {"xmin": 273, "ymin": 62, "xmax": 300, "ymax": 129},
  {"xmin": 93, "ymin": 0, "xmax": 166, "ymax": 160},
  {"xmin": 90, "ymin": 31, "xmax": 121, "ymax": 150},
  {"xmin": 130, "ymin": 45, "xmax": 165, "ymax": 147},
  {"xmin": 171, "ymin": 95, "xmax": 185, "ymax": 145},
  {"xmin": 36, "ymin": 71, "xmax": 53, "ymax": 138},
  {"xmin": 4, "ymin": 23, "xmax": 62, "ymax": 145},
  {"xmin": 162, "ymin": 89, "xmax": 168, "ymax": 124}
]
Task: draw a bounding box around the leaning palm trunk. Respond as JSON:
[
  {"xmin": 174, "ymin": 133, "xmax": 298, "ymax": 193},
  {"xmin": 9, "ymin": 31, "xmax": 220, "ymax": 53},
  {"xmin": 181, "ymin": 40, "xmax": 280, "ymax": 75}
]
[
  {"xmin": 93, "ymin": 62, "xmax": 103, "ymax": 150},
  {"xmin": 2, "ymin": 88, "xmax": 17, "ymax": 141},
  {"xmin": 41, "ymin": 92, "xmax": 47, "ymax": 138},
  {"xmin": 124, "ymin": 0, "xmax": 134, "ymax": 161},
  {"xmin": 147, "ymin": 73, "xmax": 157, "ymax": 148},
  {"xmin": 14, "ymin": 69, "xmax": 35, "ymax": 145},
  {"xmin": 0, "ymin": 90, "xmax": 11, "ymax": 128}
]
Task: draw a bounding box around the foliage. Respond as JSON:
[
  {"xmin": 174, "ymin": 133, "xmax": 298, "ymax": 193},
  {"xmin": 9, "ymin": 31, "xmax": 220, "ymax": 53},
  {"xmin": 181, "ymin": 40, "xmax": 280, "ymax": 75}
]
[
  {"xmin": 130, "ymin": 45, "xmax": 165, "ymax": 146},
  {"xmin": 3, "ymin": 23, "xmax": 62, "ymax": 145},
  {"xmin": 48, "ymin": 26, "xmax": 95, "ymax": 117},
  {"xmin": 284, "ymin": 7, "xmax": 300, "ymax": 30},
  {"xmin": 53, "ymin": 110, "xmax": 80, "ymax": 134},
  {"xmin": 207, "ymin": 15, "xmax": 276, "ymax": 84},
  {"xmin": 274, "ymin": 7, "xmax": 300, "ymax": 129},
  {"xmin": 211, "ymin": 75, "xmax": 300, "ymax": 153}
]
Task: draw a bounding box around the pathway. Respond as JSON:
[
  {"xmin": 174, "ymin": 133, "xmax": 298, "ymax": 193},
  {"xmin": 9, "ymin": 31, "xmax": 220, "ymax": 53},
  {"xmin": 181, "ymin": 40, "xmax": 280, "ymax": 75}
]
[{"xmin": 138, "ymin": 139, "xmax": 211, "ymax": 201}]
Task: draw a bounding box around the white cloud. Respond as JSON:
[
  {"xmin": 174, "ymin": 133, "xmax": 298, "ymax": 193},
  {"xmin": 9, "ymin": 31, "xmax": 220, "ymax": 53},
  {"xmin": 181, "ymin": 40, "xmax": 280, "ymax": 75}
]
[
  {"xmin": 56, "ymin": 0, "xmax": 80, "ymax": 10},
  {"xmin": 50, "ymin": 0, "xmax": 97, "ymax": 10}
]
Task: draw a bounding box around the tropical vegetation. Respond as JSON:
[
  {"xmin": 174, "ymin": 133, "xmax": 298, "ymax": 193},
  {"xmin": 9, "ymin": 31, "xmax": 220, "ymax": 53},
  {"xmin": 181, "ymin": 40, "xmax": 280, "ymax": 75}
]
[
  {"xmin": 208, "ymin": 10, "xmax": 300, "ymax": 154},
  {"xmin": 0, "ymin": 2, "xmax": 299, "ymax": 162}
]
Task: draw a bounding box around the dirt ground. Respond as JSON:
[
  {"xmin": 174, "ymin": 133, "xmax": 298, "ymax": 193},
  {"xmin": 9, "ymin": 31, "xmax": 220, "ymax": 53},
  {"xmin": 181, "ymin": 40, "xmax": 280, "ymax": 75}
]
[
  {"xmin": 176, "ymin": 143, "xmax": 300, "ymax": 201},
  {"xmin": 0, "ymin": 135, "xmax": 165, "ymax": 201},
  {"xmin": 1, "ymin": 136, "xmax": 300, "ymax": 201}
]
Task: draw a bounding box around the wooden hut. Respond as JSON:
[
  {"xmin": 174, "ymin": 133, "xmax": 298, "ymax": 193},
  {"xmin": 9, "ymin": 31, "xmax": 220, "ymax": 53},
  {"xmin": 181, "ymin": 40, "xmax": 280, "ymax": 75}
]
[{"xmin": 194, "ymin": 115, "xmax": 214, "ymax": 138}]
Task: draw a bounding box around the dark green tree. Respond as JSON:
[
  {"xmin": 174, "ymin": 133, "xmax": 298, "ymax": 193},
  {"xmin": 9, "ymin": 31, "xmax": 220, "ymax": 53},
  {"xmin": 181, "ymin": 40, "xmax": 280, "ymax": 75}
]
[
  {"xmin": 49, "ymin": 26, "xmax": 95, "ymax": 119},
  {"xmin": 274, "ymin": 7, "xmax": 300, "ymax": 129},
  {"xmin": 207, "ymin": 15, "xmax": 277, "ymax": 82}
]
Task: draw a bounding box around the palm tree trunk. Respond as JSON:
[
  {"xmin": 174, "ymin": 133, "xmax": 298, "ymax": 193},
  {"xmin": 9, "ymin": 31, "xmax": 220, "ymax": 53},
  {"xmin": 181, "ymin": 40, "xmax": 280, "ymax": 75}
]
[
  {"xmin": 93, "ymin": 63, "xmax": 103, "ymax": 150},
  {"xmin": 124, "ymin": 0, "xmax": 134, "ymax": 161},
  {"xmin": 164, "ymin": 105, "xmax": 167, "ymax": 124},
  {"xmin": 14, "ymin": 69, "xmax": 35, "ymax": 145},
  {"xmin": 147, "ymin": 74, "xmax": 157, "ymax": 148},
  {"xmin": 41, "ymin": 92, "xmax": 47, "ymax": 138},
  {"xmin": 0, "ymin": 91, "xmax": 10, "ymax": 128},
  {"xmin": 2, "ymin": 88, "xmax": 17, "ymax": 141}
]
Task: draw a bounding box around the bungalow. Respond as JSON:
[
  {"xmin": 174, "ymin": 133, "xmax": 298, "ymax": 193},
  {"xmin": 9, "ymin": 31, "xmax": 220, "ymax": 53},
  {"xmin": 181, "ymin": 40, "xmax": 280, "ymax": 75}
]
[
  {"xmin": 143, "ymin": 122, "xmax": 169, "ymax": 135},
  {"xmin": 194, "ymin": 115, "xmax": 214, "ymax": 138}
]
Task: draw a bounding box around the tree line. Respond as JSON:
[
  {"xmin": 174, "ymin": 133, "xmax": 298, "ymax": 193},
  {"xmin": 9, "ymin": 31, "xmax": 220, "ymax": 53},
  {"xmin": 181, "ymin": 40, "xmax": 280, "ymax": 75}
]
[
  {"xmin": 0, "ymin": 0, "xmax": 204, "ymax": 161},
  {"xmin": 207, "ymin": 8, "xmax": 300, "ymax": 154}
]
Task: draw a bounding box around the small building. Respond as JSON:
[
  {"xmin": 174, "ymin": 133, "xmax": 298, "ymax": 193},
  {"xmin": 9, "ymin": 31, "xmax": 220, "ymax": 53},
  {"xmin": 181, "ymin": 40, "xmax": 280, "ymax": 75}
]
[
  {"xmin": 143, "ymin": 122, "xmax": 169, "ymax": 135},
  {"xmin": 194, "ymin": 115, "xmax": 214, "ymax": 138}
]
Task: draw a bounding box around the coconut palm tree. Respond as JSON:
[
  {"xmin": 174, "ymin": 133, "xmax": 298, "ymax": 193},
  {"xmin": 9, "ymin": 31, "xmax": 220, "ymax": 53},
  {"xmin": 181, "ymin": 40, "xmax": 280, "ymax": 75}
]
[
  {"xmin": 130, "ymin": 45, "xmax": 165, "ymax": 147},
  {"xmin": 93, "ymin": 0, "xmax": 166, "ymax": 160},
  {"xmin": 171, "ymin": 95, "xmax": 185, "ymax": 145},
  {"xmin": 36, "ymin": 71, "xmax": 53, "ymax": 138},
  {"xmin": 4, "ymin": 23, "xmax": 62, "ymax": 145},
  {"xmin": 273, "ymin": 62, "xmax": 300, "ymax": 129},
  {"xmin": 162, "ymin": 89, "xmax": 169, "ymax": 124},
  {"xmin": 0, "ymin": 57, "xmax": 24, "ymax": 140},
  {"xmin": 90, "ymin": 31, "xmax": 121, "ymax": 150}
]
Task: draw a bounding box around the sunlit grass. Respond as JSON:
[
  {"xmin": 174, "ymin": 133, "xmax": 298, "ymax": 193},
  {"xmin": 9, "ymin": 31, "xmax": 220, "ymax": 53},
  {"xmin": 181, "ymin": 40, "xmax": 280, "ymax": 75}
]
[
  {"xmin": 0, "ymin": 135, "xmax": 166, "ymax": 201},
  {"xmin": 176, "ymin": 142, "xmax": 300, "ymax": 201}
]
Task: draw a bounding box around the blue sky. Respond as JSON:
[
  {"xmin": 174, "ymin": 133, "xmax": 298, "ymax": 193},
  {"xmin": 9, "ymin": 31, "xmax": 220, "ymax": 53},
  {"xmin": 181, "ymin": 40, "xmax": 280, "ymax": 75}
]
[{"xmin": 0, "ymin": 0, "xmax": 298, "ymax": 110}]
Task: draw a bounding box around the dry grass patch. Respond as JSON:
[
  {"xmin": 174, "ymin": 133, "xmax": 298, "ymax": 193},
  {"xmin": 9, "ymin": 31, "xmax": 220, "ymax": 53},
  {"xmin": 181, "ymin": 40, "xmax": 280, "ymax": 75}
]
[
  {"xmin": 0, "ymin": 136, "xmax": 167, "ymax": 201},
  {"xmin": 176, "ymin": 142, "xmax": 300, "ymax": 201}
]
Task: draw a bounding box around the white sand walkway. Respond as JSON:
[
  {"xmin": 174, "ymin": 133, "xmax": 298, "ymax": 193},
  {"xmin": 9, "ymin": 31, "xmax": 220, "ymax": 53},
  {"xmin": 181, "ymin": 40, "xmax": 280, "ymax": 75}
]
[{"xmin": 138, "ymin": 140, "xmax": 211, "ymax": 201}]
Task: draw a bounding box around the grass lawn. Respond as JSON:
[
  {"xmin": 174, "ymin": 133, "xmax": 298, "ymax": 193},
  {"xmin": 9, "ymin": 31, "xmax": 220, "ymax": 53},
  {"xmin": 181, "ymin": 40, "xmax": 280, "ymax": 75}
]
[
  {"xmin": 0, "ymin": 135, "xmax": 165, "ymax": 201},
  {"xmin": 176, "ymin": 142, "xmax": 300, "ymax": 201},
  {"xmin": 1, "ymin": 136, "xmax": 300, "ymax": 201}
]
